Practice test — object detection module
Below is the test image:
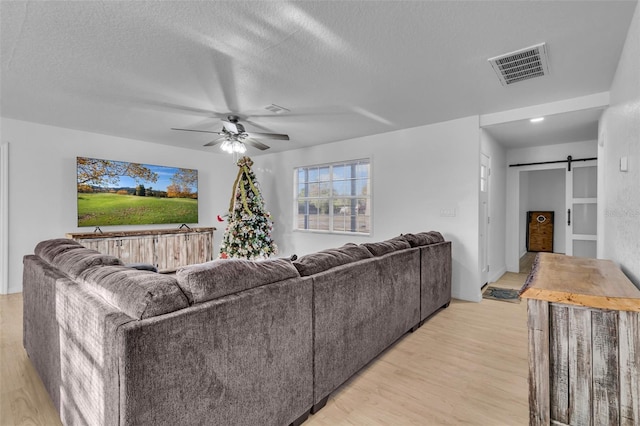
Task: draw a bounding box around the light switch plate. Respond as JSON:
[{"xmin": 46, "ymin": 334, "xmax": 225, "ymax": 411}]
[
  {"xmin": 440, "ymin": 208, "xmax": 456, "ymax": 217},
  {"xmin": 620, "ymin": 156, "xmax": 628, "ymax": 172}
]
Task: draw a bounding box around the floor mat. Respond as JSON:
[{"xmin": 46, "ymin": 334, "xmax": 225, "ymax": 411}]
[{"xmin": 482, "ymin": 286, "xmax": 521, "ymax": 303}]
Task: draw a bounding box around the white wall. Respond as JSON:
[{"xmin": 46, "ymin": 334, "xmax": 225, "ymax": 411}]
[
  {"xmin": 1, "ymin": 115, "xmax": 484, "ymax": 301},
  {"xmin": 480, "ymin": 130, "xmax": 507, "ymax": 283},
  {"xmin": 598, "ymin": 1, "xmax": 640, "ymax": 287},
  {"xmin": 505, "ymin": 140, "xmax": 598, "ymax": 272},
  {"xmin": 254, "ymin": 116, "xmax": 482, "ymax": 302},
  {"xmin": 1, "ymin": 117, "xmax": 236, "ymax": 294},
  {"xmin": 522, "ymin": 169, "xmax": 566, "ymax": 253}
]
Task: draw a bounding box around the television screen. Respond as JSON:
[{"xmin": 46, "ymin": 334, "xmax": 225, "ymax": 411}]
[{"xmin": 77, "ymin": 157, "xmax": 198, "ymax": 227}]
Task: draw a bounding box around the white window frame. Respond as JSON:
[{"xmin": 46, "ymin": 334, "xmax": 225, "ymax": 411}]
[{"xmin": 294, "ymin": 158, "xmax": 371, "ymax": 235}]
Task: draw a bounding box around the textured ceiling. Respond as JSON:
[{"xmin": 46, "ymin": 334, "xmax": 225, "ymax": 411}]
[
  {"xmin": 1, "ymin": 1, "xmax": 636, "ymax": 154},
  {"xmin": 484, "ymin": 107, "xmax": 604, "ymax": 149}
]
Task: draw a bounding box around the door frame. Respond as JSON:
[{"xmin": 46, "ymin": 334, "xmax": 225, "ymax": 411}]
[
  {"xmin": 506, "ymin": 162, "xmax": 567, "ymax": 272},
  {"xmin": 479, "ymin": 153, "xmax": 490, "ymax": 286},
  {"xmin": 0, "ymin": 142, "xmax": 8, "ymax": 294}
]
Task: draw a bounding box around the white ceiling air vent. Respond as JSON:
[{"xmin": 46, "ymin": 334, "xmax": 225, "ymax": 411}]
[
  {"xmin": 264, "ymin": 104, "xmax": 290, "ymax": 114},
  {"xmin": 488, "ymin": 43, "xmax": 549, "ymax": 86}
]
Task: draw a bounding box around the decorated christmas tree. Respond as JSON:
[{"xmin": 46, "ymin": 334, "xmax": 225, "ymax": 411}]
[{"xmin": 218, "ymin": 156, "xmax": 277, "ymax": 260}]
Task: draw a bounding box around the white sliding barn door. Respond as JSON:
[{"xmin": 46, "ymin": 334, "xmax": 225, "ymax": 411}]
[{"xmin": 565, "ymin": 160, "xmax": 597, "ymax": 257}]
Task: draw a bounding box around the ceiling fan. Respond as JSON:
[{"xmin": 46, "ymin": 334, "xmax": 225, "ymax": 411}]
[{"xmin": 171, "ymin": 115, "xmax": 289, "ymax": 152}]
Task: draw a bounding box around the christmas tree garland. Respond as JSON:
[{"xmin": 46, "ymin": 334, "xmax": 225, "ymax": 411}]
[{"xmin": 228, "ymin": 157, "xmax": 259, "ymax": 216}]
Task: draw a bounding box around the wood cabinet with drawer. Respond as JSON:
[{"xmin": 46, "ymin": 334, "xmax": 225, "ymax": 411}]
[{"xmin": 527, "ymin": 211, "xmax": 554, "ymax": 252}]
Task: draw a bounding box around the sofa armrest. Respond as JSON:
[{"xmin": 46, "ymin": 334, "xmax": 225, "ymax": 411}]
[
  {"xmin": 420, "ymin": 241, "xmax": 452, "ymax": 321},
  {"xmin": 22, "ymin": 255, "xmax": 66, "ymax": 411},
  {"xmin": 55, "ymin": 277, "xmax": 133, "ymax": 425}
]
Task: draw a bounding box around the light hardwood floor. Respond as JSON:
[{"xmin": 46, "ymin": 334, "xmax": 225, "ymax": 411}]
[
  {"xmin": 0, "ymin": 270, "xmax": 531, "ymax": 426},
  {"xmin": 519, "ymin": 252, "xmax": 536, "ymax": 274}
]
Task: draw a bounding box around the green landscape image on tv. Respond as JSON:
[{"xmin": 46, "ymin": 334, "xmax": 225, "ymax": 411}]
[{"xmin": 77, "ymin": 157, "xmax": 198, "ymax": 227}]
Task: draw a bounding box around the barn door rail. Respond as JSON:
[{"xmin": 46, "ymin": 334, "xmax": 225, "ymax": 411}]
[{"xmin": 509, "ymin": 155, "xmax": 597, "ymax": 171}]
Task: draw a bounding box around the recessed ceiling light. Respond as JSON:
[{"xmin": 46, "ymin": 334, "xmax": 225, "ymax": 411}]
[{"xmin": 530, "ymin": 117, "xmax": 545, "ymax": 123}]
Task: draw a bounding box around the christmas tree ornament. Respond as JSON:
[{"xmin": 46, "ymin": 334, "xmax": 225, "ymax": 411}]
[{"xmin": 219, "ymin": 156, "xmax": 277, "ymax": 260}]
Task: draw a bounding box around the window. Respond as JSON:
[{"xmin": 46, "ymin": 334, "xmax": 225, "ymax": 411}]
[
  {"xmin": 295, "ymin": 159, "xmax": 370, "ymax": 234},
  {"xmin": 480, "ymin": 163, "xmax": 488, "ymax": 192}
]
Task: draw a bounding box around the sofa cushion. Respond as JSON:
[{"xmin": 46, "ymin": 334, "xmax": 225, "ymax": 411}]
[
  {"xmin": 35, "ymin": 238, "xmax": 124, "ymax": 279},
  {"xmin": 77, "ymin": 265, "xmax": 189, "ymax": 319},
  {"xmin": 35, "ymin": 238, "xmax": 85, "ymax": 263},
  {"xmin": 292, "ymin": 243, "xmax": 373, "ymax": 277},
  {"xmin": 402, "ymin": 231, "xmax": 445, "ymax": 248},
  {"xmin": 362, "ymin": 237, "xmax": 411, "ymax": 257},
  {"xmin": 176, "ymin": 258, "xmax": 300, "ymax": 305}
]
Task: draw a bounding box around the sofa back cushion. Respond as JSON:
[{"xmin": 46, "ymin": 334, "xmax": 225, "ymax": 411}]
[
  {"xmin": 362, "ymin": 237, "xmax": 411, "ymax": 257},
  {"xmin": 176, "ymin": 258, "xmax": 300, "ymax": 304},
  {"xmin": 292, "ymin": 243, "xmax": 373, "ymax": 277},
  {"xmin": 402, "ymin": 231, "xmax": 445, "ymax": 248},
  {"xmin": 35, "ymin": 238, "xmax": 124, "ymax": 279},
  {"xmin": 77, "ymin": 265, "xmax": 189, "ymax": 319}
]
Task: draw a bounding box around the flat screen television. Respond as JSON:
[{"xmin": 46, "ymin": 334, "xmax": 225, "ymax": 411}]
[{"xmin": 77, "ymin": 157, "xmax": 198, "ymax": 227}]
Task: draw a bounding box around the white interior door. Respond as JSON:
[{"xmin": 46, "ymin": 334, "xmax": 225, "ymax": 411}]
[
  {"xmin": 480, "ymin": 153, "xmax": 490, "ymax": 285},
  {"xmin": 565, "ymin": 160, "xmax": 597, "ymax": 257}
]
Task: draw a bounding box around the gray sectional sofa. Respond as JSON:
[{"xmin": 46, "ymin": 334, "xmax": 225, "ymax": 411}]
[{"xmin": 23, "ymin": 232, "xmax": 451, "ymax": 425}]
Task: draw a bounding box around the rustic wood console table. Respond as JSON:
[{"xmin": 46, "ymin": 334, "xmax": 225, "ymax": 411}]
[
  {"xmin": 520, "ymin": 253, "xmax": 639, "ymax": 426},
  {"xmin": 66, "ymin": 227, "xmax": 215, "ymax": 273}
]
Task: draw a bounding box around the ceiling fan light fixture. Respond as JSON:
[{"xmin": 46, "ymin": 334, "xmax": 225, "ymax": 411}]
[
  {"xmin": 220, "ymin": 139, "xmax": 247, "ymax": 154},
  {"xmin": 175, "ymin": 115, "xmax": 288, "ymax": 151},
  {"xmin": 233, "ymin": 140, "xmax": 247, "ymax": 154}
]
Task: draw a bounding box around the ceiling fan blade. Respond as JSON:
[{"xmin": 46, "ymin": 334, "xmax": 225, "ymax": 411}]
[
  {"xmin": 242, "ymin": 105, "xmax": 352, "ymax": 119},
  {"xmin": 243, "ymin": 119, "xmax": 276, "ymax": 132},
  {"xmin": 172, "ymin": 127, "xmax": 222, "ymax": 135},
  {"xmin": 209, "ymin": 52, "xmax": 239, "ymax": 113},
  {"xmin": 203, "ymin": 137, "xmax": 226, "ymax": 147},
  {"xmin": 144, "ymin": 101, "xmax": 215, "ymax": 116},
  {"xmin": 244, "ymin": 139, "xmax": 271, "ymax": 151},
  {"xmin": 245, "ymin": 132, "xmax": 289, "ymax": 141},
  {"xmin": 222, "ymin": 120, "xmax": 238, "ymax": 134}
]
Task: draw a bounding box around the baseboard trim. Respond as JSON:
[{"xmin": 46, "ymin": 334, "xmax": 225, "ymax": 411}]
[{"xmin": 489, "ymin": 266, "xmax": 507, "ymax": 284}]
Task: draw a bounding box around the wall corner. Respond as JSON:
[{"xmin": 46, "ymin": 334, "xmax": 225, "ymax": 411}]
[{"xmin": 1, "ymin": 142, "xmax": 9, "ymax": 294}]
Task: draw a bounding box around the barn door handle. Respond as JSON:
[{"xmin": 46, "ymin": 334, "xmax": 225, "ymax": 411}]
[{"xmin": 567, "ymin": 209, "xmax": 571, "ymax": 226}]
